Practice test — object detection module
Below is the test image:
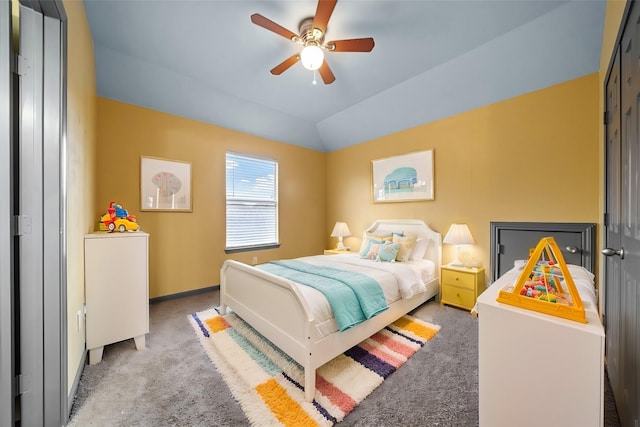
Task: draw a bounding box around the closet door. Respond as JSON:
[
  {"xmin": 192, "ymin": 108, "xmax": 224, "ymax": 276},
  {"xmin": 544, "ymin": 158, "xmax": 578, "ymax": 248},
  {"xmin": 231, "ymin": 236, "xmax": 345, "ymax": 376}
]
[
  {"xmin": 619, "ymin": 4, "xmax": 640, "ymax": 424},
  {"xmin": 605, "ymin": 44, "xmax": 623, "ymax": 418},
  {"xmin": 604, "ymin": 2, "xmax": 640, "ymax": 425}
]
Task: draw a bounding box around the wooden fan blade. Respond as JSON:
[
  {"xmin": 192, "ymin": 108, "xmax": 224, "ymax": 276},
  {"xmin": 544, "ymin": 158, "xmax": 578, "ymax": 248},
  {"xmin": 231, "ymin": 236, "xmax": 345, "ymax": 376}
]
[
  {"xmin": 270, "ymin": 54, "xmax": 300, "ymax": 75},
  {"xmin": 328, "ymin": 37, "xmax": 375, "ymax": 52},
  {"xmin": 251, "ymin": 13, "xmax": 298, "ymax": 41},
  {"xmin": 318, "ymin": 60, "xmax": 336, "ymax": 84},
  {"xmin": 312, "ymin": 0, "xmax": 337, "ymax": 33}
]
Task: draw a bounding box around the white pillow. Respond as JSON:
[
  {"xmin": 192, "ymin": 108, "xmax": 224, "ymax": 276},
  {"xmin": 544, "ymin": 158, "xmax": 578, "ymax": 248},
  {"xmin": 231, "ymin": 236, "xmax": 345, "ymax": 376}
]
[
  {"xmin": 567, "ymin": 264, "xmax": 595, "ymax": 283},
  {"xmin": 513, "ymin": 259, "xmax": 526, "ymax": 270},
  {"xmin": 410, "ymin": 238, "xmax": 429, "ymax": 260}
]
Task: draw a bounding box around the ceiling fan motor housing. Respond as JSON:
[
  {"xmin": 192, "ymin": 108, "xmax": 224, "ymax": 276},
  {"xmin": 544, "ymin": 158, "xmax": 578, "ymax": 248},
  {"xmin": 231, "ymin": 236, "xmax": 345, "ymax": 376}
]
[{"xmin": 298, "ymin": 17, "xmax": 325, "ymax": 47}]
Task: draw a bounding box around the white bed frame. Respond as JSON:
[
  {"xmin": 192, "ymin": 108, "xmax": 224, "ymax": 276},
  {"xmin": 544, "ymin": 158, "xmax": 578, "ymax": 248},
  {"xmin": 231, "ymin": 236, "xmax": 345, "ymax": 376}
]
[{"xmin": 220, "ymin": 219, "xmax": 442, "ymax": 402}]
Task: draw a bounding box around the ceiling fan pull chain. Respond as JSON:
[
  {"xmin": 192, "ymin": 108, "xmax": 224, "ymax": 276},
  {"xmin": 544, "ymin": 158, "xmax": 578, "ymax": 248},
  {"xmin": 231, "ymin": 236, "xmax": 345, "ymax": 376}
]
[{"xmin": 312, "ymin": 70, "xmax": 318, "ymax": 85}]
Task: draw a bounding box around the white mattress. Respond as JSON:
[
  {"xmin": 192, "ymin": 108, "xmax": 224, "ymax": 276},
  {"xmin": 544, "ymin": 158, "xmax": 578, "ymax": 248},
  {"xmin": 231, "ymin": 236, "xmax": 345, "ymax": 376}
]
[
  {"xmin": 491, "ymin": 261, "xmax": 598, "ymax": 314},
  {"xmin": 289, "ymin": 253, "xmax": 437, "ymax": 337}
]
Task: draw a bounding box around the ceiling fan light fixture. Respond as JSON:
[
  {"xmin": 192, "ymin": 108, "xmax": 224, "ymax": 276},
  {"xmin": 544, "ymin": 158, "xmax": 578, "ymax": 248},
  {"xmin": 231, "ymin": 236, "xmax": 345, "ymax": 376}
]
[
  {"xmin": 251, "ymin": 1, "xmax": 374, "ymax": 84},
  {"xmin": 300, "ymin": 44, "xmax": 324, "ymax": 70}
]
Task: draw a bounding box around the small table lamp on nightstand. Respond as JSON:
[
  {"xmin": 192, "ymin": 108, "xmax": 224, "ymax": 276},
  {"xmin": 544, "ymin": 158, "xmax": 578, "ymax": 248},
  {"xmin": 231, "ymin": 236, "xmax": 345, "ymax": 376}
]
[
  {"xmin": 443, "ymin": 223, "xmax": 475, "ymax": 267},
  {"xmin": 331, "ymin": 222, "xmax": 351, "ymax": 251}
]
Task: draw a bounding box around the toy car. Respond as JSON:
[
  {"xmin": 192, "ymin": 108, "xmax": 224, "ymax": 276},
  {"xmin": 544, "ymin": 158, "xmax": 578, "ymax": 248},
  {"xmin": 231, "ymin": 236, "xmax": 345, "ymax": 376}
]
[
  {"xmin": 105, "ymin": 217, "xmax": 139, "ymax": 232},
  {"xmin": 100, "ymin": 202, "xmax": 139, "ymax": 232}
]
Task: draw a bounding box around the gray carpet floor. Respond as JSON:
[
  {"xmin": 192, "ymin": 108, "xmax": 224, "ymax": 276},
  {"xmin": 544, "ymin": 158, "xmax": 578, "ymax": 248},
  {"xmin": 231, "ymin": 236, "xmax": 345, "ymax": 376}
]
[{"xmin": 67, "ymin": 289, "xmax": 621, "ymax": 426}]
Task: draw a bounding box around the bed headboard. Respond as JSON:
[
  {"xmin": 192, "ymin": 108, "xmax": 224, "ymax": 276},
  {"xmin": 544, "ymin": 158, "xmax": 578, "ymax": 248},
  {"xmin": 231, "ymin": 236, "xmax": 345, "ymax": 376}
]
[
  {"xmin": 489, "ymin": 221, "xmax": 597, "ymax": 282},
  {"xmin": 365, "ymin": 219, "xmax": 442, "ymax": 270}
]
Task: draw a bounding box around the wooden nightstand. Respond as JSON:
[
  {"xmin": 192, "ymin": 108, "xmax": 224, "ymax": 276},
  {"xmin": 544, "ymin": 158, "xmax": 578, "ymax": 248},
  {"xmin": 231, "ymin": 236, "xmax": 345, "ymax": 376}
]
[
  {"xmin": 440, "ymin": 266, "xmax": 486, "ymax": 310},
  {"xmin": 324, "ymin": 249, "xmax": 352, "ymax": 255}
]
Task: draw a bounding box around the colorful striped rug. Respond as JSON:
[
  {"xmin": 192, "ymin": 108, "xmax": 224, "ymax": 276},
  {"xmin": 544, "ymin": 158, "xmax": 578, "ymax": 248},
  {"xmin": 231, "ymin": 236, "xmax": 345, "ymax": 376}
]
[{"xmin": 189, "ymin": 308, "xmax": 440, "ymax": 426}]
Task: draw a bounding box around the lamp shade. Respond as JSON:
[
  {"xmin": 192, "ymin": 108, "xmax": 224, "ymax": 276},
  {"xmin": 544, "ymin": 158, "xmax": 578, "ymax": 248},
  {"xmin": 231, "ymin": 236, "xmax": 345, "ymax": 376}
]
[
  {"xmin": 330, "ymin": 222, "xmax": 351, "ymax": 238},
  {"xmin": 300, "ymin": 45, "xmax": 324, "ymax": 70},
  {"xmin": 443, "ymin": 224, "xmax": 475, "ymax": 245}
]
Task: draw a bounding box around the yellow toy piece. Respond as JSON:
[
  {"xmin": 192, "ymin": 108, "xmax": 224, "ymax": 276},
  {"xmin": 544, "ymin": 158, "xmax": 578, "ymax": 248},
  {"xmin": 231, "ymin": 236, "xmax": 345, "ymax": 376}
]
[{"xmin": 497, "ymin": 237, "xmax": 586, "ymax": 323}]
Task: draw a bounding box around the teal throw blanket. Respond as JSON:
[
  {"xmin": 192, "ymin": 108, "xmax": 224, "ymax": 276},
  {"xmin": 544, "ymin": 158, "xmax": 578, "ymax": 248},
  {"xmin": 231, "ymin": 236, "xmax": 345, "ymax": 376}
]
[{"xmin": 258, "ymin": 260, "xmax": 388, "ymax": 331}]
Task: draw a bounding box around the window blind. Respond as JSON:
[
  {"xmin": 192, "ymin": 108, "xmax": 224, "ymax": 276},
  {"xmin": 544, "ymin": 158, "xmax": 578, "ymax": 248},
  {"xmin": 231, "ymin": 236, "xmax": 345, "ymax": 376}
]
[{"xmin": 226, "ymin": 152, "xmax": 278, "ymax": 250}]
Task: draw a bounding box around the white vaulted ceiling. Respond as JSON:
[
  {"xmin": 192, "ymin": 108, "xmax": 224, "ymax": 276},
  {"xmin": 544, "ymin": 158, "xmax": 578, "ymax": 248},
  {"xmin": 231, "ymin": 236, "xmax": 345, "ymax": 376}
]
[{"xmin": 84, "ymin": 0, "xmax": 606, "ymax": 152}]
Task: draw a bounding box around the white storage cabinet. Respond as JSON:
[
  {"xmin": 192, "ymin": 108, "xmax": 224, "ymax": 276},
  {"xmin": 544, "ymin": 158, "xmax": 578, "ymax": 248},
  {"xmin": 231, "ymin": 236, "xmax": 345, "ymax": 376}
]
[
  {"xmin": 84, "ymin": 231, "xmax": 149, "ymax": 364},
  {"xmin": 477, "ymin": 282, "xmax": 605, "ymax": 427}
]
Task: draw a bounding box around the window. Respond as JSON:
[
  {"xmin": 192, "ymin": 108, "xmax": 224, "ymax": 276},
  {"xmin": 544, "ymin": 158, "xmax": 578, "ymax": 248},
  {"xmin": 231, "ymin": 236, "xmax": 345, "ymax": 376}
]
[{"xmin": 225, "ymin": 152, "xmax": 279, "ymax": 252}]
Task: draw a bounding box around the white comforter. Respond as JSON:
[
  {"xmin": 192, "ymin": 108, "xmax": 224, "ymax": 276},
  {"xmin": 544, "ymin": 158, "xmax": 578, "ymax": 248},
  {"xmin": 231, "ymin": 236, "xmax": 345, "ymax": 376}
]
[{"xmin": 283, "ymin": 253, "xmax": 436, "ymax": 337}]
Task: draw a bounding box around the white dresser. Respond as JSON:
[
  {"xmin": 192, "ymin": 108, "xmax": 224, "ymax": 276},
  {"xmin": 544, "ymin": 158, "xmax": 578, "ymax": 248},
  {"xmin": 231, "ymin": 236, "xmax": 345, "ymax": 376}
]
[
  {"xmin": 84, "ymin": 231, "xmax": 149, "ymax": 364},
  {"xmin": 477, "ymin": 281, "xmax": 605, "ymax": 427}
]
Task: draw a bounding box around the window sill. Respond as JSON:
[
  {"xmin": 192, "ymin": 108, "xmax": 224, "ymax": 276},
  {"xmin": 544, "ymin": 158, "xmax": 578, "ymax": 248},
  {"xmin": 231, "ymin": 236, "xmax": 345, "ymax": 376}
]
[{"xmin": 225, "ymin": 243, "xmax": 280, "ymax": 254}]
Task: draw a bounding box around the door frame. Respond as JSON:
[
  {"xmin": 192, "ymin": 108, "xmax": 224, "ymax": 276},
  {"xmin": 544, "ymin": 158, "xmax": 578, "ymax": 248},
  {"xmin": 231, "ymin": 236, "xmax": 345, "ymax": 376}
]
[
  {"xmin": 1, "ymin": 0, "xmax": 68, "ymax": 424},
  {"xmin": 24, "ymin": 1, "xmax": 68, "ymax": 423},
  {"xmin": 0, "ymin": 1, "xmax": 15, "ymax": 425},
  {"xmin": 42, "ymin": 6, "xmax": 68, "ymax": 422}
]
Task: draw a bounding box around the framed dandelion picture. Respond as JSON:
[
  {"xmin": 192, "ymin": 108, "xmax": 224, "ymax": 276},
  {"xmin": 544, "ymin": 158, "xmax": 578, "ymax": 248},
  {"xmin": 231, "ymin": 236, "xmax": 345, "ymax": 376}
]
[
  {"xmin": 372, "ymin": 149, "xmax": 434, "ymax": 203},
  {"xmin": 140, "ymin": 156, "xmax": 192, "ymax": 212}
]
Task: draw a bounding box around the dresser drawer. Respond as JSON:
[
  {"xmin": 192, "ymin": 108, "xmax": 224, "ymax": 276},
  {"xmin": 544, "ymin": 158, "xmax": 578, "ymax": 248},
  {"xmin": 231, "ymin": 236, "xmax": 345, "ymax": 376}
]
[
  {"xmin": 441, "ymin": 285, "xmax": 475, "ymax": 309},
  {"xmin": 441, "ymin": 269, "xmax": 475, "ymax": 290}
]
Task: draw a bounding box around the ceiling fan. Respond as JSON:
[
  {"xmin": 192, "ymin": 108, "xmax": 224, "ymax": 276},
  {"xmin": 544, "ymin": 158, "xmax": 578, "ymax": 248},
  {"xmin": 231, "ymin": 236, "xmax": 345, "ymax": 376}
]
[{"xmin": 250, "ymin": 0, "xmax": 375, "ymax": 84}]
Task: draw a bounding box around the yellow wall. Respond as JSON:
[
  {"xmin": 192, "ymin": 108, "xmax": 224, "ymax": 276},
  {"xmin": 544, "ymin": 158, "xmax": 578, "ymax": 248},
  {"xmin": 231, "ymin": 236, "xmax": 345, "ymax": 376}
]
[
  {"xmin": 97, "ymin": 74, "xmax": 599, "ymax": 295},
  {"xmin": 63, "ymin": 0, "xmax": 97, "ymax": 395},
  {"xmin": 327, "ymin": 74, "xmax": 600, "ymax": 277},
  {"xmin": 96, "ymin": 98, "xmax": 326, "ymax": 298}
]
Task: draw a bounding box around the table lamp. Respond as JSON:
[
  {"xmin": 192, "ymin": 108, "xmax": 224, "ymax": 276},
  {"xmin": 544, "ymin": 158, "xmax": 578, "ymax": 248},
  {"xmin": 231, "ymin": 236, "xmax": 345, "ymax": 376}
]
[
  {"xmin": 443, "ymin": 223, "xmax": 475, "ymax": 266},
  {"xmin": 330, "ymin": 222, "xmax": 351, "ymax": 251}
]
